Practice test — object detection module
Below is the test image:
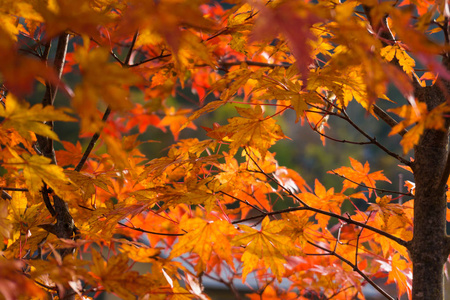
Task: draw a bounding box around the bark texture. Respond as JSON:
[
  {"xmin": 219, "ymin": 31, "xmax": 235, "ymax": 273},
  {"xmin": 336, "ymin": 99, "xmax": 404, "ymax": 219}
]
[{"xmin": 411, "ymin": 85, "xmax": 450, "ymax": 300}]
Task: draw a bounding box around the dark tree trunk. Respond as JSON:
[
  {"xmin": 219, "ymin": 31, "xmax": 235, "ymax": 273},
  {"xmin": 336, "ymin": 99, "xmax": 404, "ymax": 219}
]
[{"xmin": 411, "ymin": 85, "xmax": 450, "ymax": 300}]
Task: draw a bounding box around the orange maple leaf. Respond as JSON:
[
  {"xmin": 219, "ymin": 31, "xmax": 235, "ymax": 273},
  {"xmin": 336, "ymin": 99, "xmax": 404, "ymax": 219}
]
[
  {"xmin": 389, "ymin": 101, "xmax": 450, "ymax": 153},
  {"xmin": 159, "ymin": 107, "xmax": 197, "ymax": 140},
  {"xmin": 299, "ymin": 179, "xmax": 346, "ymax": 228},
  {"xmin": 169, "ymin": 218, "xmax": 237, "ymax": 274},
  {"xmin": 330, "ymin": 157, "xmax": 391, "ymax": 197}
]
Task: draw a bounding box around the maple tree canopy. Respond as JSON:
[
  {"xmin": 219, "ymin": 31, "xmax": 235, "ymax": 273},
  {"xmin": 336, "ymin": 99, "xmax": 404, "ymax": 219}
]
[{"xmin": 0, "ymin": 0, "xmax": 449, "ymax": 299}]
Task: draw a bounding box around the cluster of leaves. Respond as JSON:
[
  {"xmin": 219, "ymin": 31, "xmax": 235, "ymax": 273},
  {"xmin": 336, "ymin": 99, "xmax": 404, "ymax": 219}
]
[{"xmin": 0, "ymin": 0, "xmax": 448, "ymax": 299}]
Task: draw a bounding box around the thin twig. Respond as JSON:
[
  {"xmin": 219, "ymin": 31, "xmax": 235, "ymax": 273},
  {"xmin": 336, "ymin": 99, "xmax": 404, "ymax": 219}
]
[
  {"xmin": 307, "ymin": 241, "xmax": 396, "ymax": 300},
  {"xmin": 329, "ymin": 170, "xmax": 413, "ymax": 196},
  {"xmin": 1, "ymin": 191, "xmax": 12, "ymax": 200},
  {"xmin": 75, "ymin": 30, "xmax": 139, "ymax": 172},
  {"xmin": 118, "ymin": 222, "xmax": 184, "ymax": 236},
  {"xmin": 74, "ymin": 107, "xmax": 111, "ymax": 172},
  {"xmin": 218, "ymin": 60, "xmax": 291, "ymax": 69},
  {"xmin": 244, "ymin": 148, "xmax": 309, "ymax": 207},
  {"xmin": 124, "ymin": 31, "xmax": 139, "ymax": 65},
  {"xmin": 219, "ymin": 191, "xmax": 266, "ymax": 213},
  {"xmin": 341, "ymin": 108, "xmax": 411, "ymax": 166},
  {"xmin": 0, "ymin": 187, "xmax": 29, "ymax": 192},
  {"xmin": 310, "ymin": 126, "xmax": 374, "ymax": 145},
  {"xmin": 129, "ymin": 53, "xmax": 171, "ymax": 67}
]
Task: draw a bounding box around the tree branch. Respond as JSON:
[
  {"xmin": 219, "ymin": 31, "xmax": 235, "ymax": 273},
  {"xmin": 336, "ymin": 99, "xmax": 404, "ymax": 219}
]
[
  {"xmin": 129, "ymin": 52, "xmax": 171, "ymax": 67},
  {"xmin": 34, "ymin": 33, "xmax": 76, "ymax": 300},
  {"xmin": 1, "ymin": 191, "xmax": 11, "ymax": 200},
  {"xmin": 340, "ymin": 108, "xmax": 411, "ymax": 166},
  {"xmin": 38, "ymin": 33, "xmax": 69, "ymax": 212},
  {"xmin": 372, "ymin": 104, "xmax": 407, "ymax": 137},
  {"xmin": 75, "ymin": 30, "xmax": 138, "ymax": 172},
  {"xmin": 232, "ymin": 206, "xmax": 408, "ymax": 248},
  {"xmin": 241, "ymin": 149, "xmax": 409, "ymax": 248},
  {"xmin": 307, "ymin": 241, "xmax": 396, "ymax": 300},
  {"xmin": 74, "ymin": 107, "xmax": 111, "ymax": 172}
]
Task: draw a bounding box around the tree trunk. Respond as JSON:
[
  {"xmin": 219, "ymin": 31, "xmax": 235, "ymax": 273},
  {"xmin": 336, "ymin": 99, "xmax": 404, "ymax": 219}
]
[{"xmin": 411, "ymin": 85, "xmax": 450, "ymax": 299}]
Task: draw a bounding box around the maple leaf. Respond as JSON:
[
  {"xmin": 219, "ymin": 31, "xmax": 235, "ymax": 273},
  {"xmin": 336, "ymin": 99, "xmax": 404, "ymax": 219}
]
[
  {"xmin": 330, "ymin": 157, "xmax": 391, "ymax": 197},
  {"xmin": 120, "ymin": 244, "xmax": 160, "ymax": 263},
  {"xmin": 279, "ymin": 212, "xmax": 319, "ymax": 248},
  {"xmin": 367, "ymin": 196, "xmax": 411, "ymax": 228},
  {"xmin": 65, "ymin": 170, "xmax": 109, "ymax": 202},
  {"xmin": 159, "ymin": 107, "xmax": 197, "ymax": 140},
  {"xmin": 55, "ymin": 141, "xmax": 85, "ymax": 167},
  {"xmin": 0, "ymin": 95, "xmax": 75, "ymax": 141},
  {"xmin": 232, "ymin": 217, "xmax": 300, "ymax": 282},
  {"xmin": 247, "ymin": 285, "xmax": 298, "ymax": 300},
  {"xmin": 123, "ymin": 104, "xmax": 161, "ymax": 133},
  {"xmin": 380, "ymin": 45, "xmax": 415, "ymax": 75},
  {"xmin": 0, "ymin": 201, "xmax": 12, "ymax": 239},
  {"xmin": 89, "ymin": 249, "xmax": 171, "ymax": 299},
  {"xmin": 32, "ymin": 0, "xmax": 115, "ymax": 38},
  {"xmin": 389, "ymin": 101, "xmax": 450, "ymax": 153},
  {"xmin": 72, "ymin": 45, "xmax": 142, "ymax": 132},
  {"xmin": 209, "ymin": 105, "xmax": 285, "ymax": 157},
  {"xmin": 251, "ymin": 1, "xmax": 321, "ymax": 81},
  {"xmin": 7, "ymin": 152, "xmax": 69, "ymax": 196},
  {"xmin": 170, "ymin": 218, "xmax": 237, "ymax": 274},
  {"xmin": 299, "ymin": 179, "xmax": 346, "ymax": 228},
  {"xmin": 380, "ymin": 253, "xmax": 412, "ymax": 299}
]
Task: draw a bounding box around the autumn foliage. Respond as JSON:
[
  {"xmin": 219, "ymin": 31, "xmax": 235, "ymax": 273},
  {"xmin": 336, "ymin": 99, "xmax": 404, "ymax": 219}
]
[{"xmin": 0, "ymin": 0, "xmax": 448, "ymax": 299}]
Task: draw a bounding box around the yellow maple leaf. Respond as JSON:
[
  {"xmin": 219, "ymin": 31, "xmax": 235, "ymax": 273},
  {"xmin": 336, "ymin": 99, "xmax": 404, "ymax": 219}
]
[
  {"xmin": 89, "ymin": 250, "xmax": 143, "ymax": 300},
  {"xmin": 395, "ymin": 47, "xmax": 415, "ymax": 75},
  {"xmin": 170, "ymin": 218, "xmax": 237, "ymax": 274},
  {"xmin": 210, "ymin": 105, "xmax": 285, "ymax": 157},
  {"xmin": 368, "ymin": 196, "xmax": 411, "ymax": 229},
  {"xmin": 232, "ymin": 217, "xmax": 300, "ymax": 282},
  {"xmin": 380, "ymin": 45, "xmax": 396, "ymax": 62},
  {"xmin": 120, "ymin": 244, "xmax": 160, "ymax": 263},
  {"xmin": 280, "ymin": 212, "xmax": 318, "ymax": 247},
  {"xmin": 0, "ymin": 95, "xmax": 75, "ymax": 141},
  {"xmin": 0, "ymin": 201, "xmax": 12, "ymax": 239},
  {"xmin": 7, "ymin": 152, "xmax": 69, "ymax": 196}
]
